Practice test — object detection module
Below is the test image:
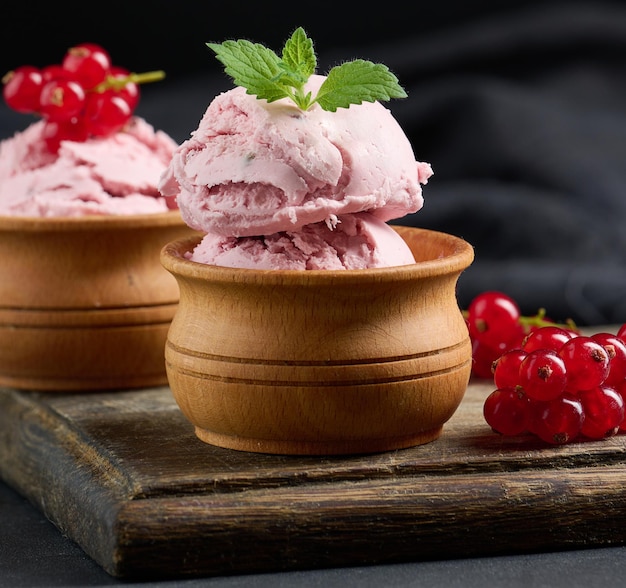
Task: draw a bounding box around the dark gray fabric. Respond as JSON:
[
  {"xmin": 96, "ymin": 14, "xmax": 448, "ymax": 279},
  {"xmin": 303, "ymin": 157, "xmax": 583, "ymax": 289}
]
[{"xmin": 387, "ymin": 2, "xmax": 626, "ymax": 325}]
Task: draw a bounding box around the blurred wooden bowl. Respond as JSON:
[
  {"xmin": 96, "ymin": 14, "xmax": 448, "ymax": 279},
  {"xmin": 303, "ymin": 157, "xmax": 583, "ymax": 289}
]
[
  {"xmin": 161, "ymin": 226, "xmax": 474, "ymax": 455},
  {"xmin": 0, "ymin": 211, "xmax": 197, "ymax": 390}
]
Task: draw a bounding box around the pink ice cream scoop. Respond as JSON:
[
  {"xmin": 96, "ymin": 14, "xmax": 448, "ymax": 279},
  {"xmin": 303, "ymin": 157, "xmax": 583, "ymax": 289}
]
[
  {"xmin": 0, "ymin": 117, "xmax": 178, "ymax": 217},
  {"xmin": 188, "ymin": 212, "xmax": 416, "ymax": 270},
  {"xmin": 159, "ymin": 75, "xmax": 432, "ymax": 238},
  {"xmin": 160, "ymin": 74, "xmax": 432, "ymax": 269}
]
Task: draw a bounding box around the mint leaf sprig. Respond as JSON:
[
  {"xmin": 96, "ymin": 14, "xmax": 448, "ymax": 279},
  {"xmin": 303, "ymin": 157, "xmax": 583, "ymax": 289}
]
[{"xmin": 206, "ymin": 27, "xmax": 407, "ymax": 112}]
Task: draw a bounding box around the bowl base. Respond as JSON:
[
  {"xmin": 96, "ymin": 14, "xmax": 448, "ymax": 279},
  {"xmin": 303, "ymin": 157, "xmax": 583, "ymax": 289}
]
[
  {"xmin": 193, "ymin": 425, "xmax": 443, "ymax": 456},
  {"xmin": 0, "ymin": 372, "xmax": 169, "ymax": 392},
  {"xmin": 0, "ymin": 306, "xmax": 176, "ymax": 391}
]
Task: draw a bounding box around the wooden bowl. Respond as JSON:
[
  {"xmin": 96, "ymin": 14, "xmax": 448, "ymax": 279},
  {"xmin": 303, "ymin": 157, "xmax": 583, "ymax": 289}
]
[
  {"xmin": 0, "ymin": 211, "xmax": 197, "ymax": 391},
  {"xmin": 161, "ymin": 226, "xmax": 474, "ymax": 455}
]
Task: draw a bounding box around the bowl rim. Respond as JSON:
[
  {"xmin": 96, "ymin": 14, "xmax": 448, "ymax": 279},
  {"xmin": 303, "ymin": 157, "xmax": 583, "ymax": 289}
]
[
  {"xmin": 0, "ymin": 209, "xmax": 184, "ymax": 232},
  {"xmin": 160, "ymin": 226, "xmax": 474, "ymax": 285}
]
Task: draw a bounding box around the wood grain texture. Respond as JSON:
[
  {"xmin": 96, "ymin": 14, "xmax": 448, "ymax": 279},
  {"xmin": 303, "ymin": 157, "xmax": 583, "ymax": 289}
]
[
  {"xmin": 1, "ymin": 380, "xmax": 626, "ymax": 580},
  {"xmin": 161, "ymin": 227, "xmax": 474, "ymax": 454},
  {"xmin": 0, "ymin": 211, "xmax": 198, "ymax": 390}
]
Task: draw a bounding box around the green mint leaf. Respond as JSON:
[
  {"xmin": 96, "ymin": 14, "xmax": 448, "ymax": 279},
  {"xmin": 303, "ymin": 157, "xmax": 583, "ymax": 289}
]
[
  {"xmin": 314, "ymin": 60, "xmax": 407, "ymax": 112},
  {"xmin": 206, "ymin": 39, "xmax": 291, "ymax": 103},
  {"xmin": 207, "ymin": 29, "xmax": 407, "ymax": 112},
  {"xmin": 281, "ymin": 27, "xmax": 316, "ymax": 83}
]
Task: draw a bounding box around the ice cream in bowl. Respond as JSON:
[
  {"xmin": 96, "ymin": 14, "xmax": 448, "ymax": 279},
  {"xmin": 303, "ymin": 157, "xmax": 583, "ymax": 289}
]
[
  {"xmin": 0, "ymin": 44, "xmax": 197, "ymax": 390},
  {"xmin": 159, "ymin": 29, "xmax": 474, "ymax": 454}
]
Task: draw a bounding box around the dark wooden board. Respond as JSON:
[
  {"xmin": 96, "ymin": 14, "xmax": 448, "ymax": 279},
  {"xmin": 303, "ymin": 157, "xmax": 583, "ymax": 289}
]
[{"xmin": 2, "ymin": 380, "xmax": 626, "ymax": 580}]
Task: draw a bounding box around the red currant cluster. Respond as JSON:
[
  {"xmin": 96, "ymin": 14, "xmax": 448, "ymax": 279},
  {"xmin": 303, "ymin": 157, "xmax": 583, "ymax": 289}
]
[
  {"xmin": 2, "ymin": 43, "xmax": 164, "ymax": 152},
  {"xmin": 466, "ymin": 291, "xmax": 626, "ymax": 444},
  {"xmin": 466, "ymin": 291, "xmax": 579, "ymax": 379}
]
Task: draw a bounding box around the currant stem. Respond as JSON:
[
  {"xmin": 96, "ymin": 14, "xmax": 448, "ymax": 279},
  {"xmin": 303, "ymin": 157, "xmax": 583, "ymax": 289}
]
[
  {"xmin": 127, "ymin": 70, "xmax": 166, "ymax": 85},
  {"xmin": 462, "ymin": 307, "xmax": 577, "ymax": 331},
  {"xmin": 518, "ymin": 308, "xmax": 577, "ymax": 331},
  {"xmin": 94, "ymin": 70, "xmax": 166, "ymax": 93}
]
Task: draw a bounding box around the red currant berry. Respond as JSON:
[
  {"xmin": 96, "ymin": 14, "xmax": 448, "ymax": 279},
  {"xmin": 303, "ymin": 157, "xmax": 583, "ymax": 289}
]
[
  {"xmin": 39, "ymin": 77, "xmax": 86, "ymax": 121},
  {"xmin": 558, "ymin": 336, "xmax": 610, "ymax": 391},
  {"xmin": 62, "ymin": 42, "xmax": 111, "ymax": 89},
  {"xmin": 42, "ymin": 118, "xmax": 89, "ymax": 152},
  {"xmin": 467, "ymin": 291, "xmax": 521, "ymax": 349},
  {"xmin": 83, "ymin": 90, "xmax": 132, "ymax": 137},
  {"xmin": 483, "ymin": 387, "xmax": 529, "ymax": 436},
  {"xmin": 591, "ymin": 332, "xmax": 626, "ymax": 387},
  {"xmin": 471, "ymin": 338, "xmax": 506, "ymax": 379},
  {"xmin": 108, "ymin": 66, "xmax": 140, "ymax": 110},
  {"xmin": 577, "ymin": 385, "xmax": 624, "ymax": 439},
  {"xmin": 41, "ymin": 64, "xmax": 74, "ymax": 83},
  {"xmin": 518, "ymin": 348, "xmax": 568, "ymax": 401},
  {"xmin": 2, "ymin": 66, "xmax": 43, "ymax": 113},
  {"xmin": 617, "ymin": 324, "xmax": 626, "ymax": 343},
  {"xmin": 492, "ymin": 348, "xmax": 527, "ymax": 389},
  {"xmin": 614, "ymin": 380, "xmax": 626, "ymax": 432},
  {"xmin": 522, "ymin": 325, "xmax": 576, "ymax": 353},
  {"xmin": 530, "ymin": 394, "xmax": 584, "ymax": 445}
]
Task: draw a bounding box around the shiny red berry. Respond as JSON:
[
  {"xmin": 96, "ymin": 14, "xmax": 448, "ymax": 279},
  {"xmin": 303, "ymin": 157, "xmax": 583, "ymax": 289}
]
[
  {"xmin": 483, "ymin": 387, "xmax": 529, "ymax": 436},
  {"xmin": 518, "ymin": 348, "xmax": 568, "ymax": 401},
  {"xmin": 62, "ymin": 42, "xmax": 111, "ymax": 89},
  {"xmin": 530, "ymin": 394, "xmax": 584, "ymax": 445},
  {"xmin": 467, "ymin": 291, "xmax": 521, "ymax": 349},
  {"xmin": 83, "ymin": 90, "xmax": 133, "ymax": 137},
  {"xmin": 492, "ymin": 348, "xmax": 527, "ymax": 390},
  {"xmin": 522, "ymin": 325, "xmax": 576, "ymax": 353},
  {"xmin": 39, "ymin": 77, "xmax": 86, "ymax": 121},
  {"xmin": 42, "ymin": 118, "xmax": 89, "ymax": 152},
  {"xmin": 558, "ymin": 336, "xmax": 610, "ymax": 391},
  {"xmin": 2, "ymin": 65, "xmax": 43, "ymax": 113},
  {"xmin": 577, "ymin": 385, "xmax": 624, "ymax": 440},
  {"xmin": 591, "ymin": 332, "xmax": 626, "ymax": 387},
  {"xmin": 108, "ymin": 66, "xmax": 140, "ymax": 110}
]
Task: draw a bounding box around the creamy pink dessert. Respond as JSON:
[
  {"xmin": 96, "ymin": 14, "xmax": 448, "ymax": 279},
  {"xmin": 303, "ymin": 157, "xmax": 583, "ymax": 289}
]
[
  {"xmin": 190, "ymin": 212, "xmax": 417, "ymax": 270},
  {"xmin": 159, "ymin": 67, "xmax": 432, "ymax": 269},
  {"xmin": 160, "ymin": 75, "xmax": 432, "ymax": 237},
  {"xmin": 0, "ymin": 117, "xmax": 178, "ymax": 217}
]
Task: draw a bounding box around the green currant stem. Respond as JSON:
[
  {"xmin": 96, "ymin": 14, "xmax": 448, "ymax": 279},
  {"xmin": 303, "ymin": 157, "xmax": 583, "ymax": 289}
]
[
  {"xmin": 462, "ymin": 307, "xmax": 578, "ymax": 332},
  {"xmin": 518, "ymin": 308, "xmax": 577, "ymax": 331},
  {"xmin": 127, "ymin": 70, "xmax": 166, "ymax": 84},
  {"xmin": 93, "ymin": 70, "xmax": 166, "ymax": 93}
]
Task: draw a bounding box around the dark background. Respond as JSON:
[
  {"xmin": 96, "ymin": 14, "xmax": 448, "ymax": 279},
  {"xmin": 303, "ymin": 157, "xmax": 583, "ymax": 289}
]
[{"xmin": 2, "ymin": 0, "xmax": 626, "ymax": 326}]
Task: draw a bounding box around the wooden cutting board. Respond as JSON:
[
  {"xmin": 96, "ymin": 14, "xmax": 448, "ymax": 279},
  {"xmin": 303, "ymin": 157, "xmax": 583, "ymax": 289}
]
[{"xmin": 1, "ymin": 380, "xmax": 626, "ymax": 580}]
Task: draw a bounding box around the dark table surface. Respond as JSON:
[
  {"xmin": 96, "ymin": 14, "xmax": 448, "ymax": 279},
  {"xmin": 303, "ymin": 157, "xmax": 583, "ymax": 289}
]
[{"xmin": 3, "ymin": 478, "xmax": 626, "ymax": 588}]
